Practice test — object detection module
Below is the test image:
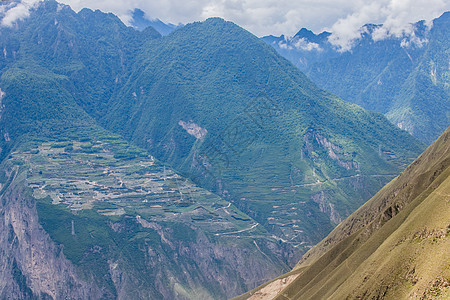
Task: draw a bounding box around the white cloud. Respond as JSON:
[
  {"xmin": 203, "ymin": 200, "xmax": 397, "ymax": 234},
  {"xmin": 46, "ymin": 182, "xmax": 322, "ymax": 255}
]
[
  {"xmin": 278, "ymin": 35, "xmax": 322, "ymax": 52},
  {"xmin": 293, "ymin": 38, "xmax": 322, "ymax": 51},
  {"xmin": 1, "ymin": 0, "xmax": 41, "ymax": 27},
  {"xmin": 327, "ymin": 2, "xmax": 383, "ymax": 51},
  {"xmin": 326, "ymin": 0, "xmax": 449, "ymax": 51},
  {"xmin": 278, "ymin": 40, "xmax": 293, "ymax": 50}
]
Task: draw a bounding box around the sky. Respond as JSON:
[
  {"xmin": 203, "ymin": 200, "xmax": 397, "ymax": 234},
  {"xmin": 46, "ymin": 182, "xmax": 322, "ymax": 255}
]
[{"xmin": 1, "ymin": 0, "xmax": 449, "ymax": 50}]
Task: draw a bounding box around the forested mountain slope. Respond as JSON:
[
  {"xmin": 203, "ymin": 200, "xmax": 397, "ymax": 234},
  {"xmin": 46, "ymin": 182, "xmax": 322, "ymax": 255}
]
[
  {"xmin": 0, "ymin": 2, "xmax": 290, "ymax": 299},
  {"xmin": 102, "ymin": 16, "xmax": 423, "ymax": 251}
]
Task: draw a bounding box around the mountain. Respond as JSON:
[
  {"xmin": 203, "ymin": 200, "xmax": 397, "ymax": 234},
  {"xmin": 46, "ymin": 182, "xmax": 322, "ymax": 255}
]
[
  {"xmin": 262, "ymin": 28, "xmax": 336, "ymax": 72},
  {"xmin": 102, "ymin": 16, "xmax": 424, "ymax": 253},
  {"xmin": 236, "ymin": 126, "xmax": 450, "ymax": 299},
  {"xmin": 0, "ymin": 1, "xmax": 425, "ymax": 299},
  {"xmin": 130, "ymin": 8, "xmax": 182, "ymax": 35},
  {"xmin": 263, "ymin": 12, "xmax": 450, "ymax": 144},
  {"xmin": 0, "ymin": 2, "xmax": 290, "ymax": 299}
]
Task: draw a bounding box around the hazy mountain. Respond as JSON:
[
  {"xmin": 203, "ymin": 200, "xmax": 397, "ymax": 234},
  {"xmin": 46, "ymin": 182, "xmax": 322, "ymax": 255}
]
[
  {"xmin": 262, "ymin": 28, "xmax": 336, "ymax": 71},
  {"xmin": 0, "ymin": 0, "xmax": 425, "ymax": 299},
  {"xmin": 263, "ymin": 12, "xmax": 450, "ymax": 144},
  {"xmin": 130, "ymin": 8, "xmax": 182, "ymax": 35},
  {"xmin": 236, "ymin": 126, "xmax": 450, "ymax": 299}
]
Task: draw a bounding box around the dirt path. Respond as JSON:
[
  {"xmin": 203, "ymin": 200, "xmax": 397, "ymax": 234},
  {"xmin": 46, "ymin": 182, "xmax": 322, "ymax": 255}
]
[
  {"xmin": 215, "ymin": 223, "xmax": 259, "ymax": 236},
  {"xmin": 288, "ymin": 173, "xmax": 396, "ymax": 189}
]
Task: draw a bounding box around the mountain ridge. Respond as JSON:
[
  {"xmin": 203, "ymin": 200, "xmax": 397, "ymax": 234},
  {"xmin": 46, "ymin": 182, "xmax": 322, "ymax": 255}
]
[
  {"xmin": 0, "ymin": 2, "xmax": 293, "ymax": 298},
  {"xmin": 130, "ymin": 8, "xmax": 182, "ymax": 35}
]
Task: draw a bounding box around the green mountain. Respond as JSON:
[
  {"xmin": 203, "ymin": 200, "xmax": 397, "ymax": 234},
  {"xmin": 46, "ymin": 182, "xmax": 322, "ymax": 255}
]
[
  {"xmin": 101, "ymin": 17, "xmax": 423, "ymax": 251},
  {"xmin": 263, "ymin": 13, "xmax": 450, "ymax": 144},
  {"xmin": 237, "ymin": 126, "xmax": 450, "ymax": 299},
  {"xmin": 0, "ymin": 2, "xmax": 290, "ymax": 299},
  {"xmin": 0, "ymin": 1, "xmax": 425, "ymax": 299}
]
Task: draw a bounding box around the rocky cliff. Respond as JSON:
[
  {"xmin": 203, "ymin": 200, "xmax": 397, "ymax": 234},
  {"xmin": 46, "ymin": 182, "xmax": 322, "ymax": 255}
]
[{"xmin": 0, "ymin": 170, "xmax": 105, "ymax": 299}]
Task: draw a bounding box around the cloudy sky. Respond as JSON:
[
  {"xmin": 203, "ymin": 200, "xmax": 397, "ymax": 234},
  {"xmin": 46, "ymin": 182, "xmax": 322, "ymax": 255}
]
[{"xmin": 2, "ymin": 0, "xmax": 450, "ymax": 50}]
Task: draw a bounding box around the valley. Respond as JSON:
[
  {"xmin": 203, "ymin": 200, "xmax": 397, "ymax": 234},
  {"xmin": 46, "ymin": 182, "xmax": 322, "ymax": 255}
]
[{"xmin": 0, "ymin": 1, "xmax": 446, "ymax": 299}]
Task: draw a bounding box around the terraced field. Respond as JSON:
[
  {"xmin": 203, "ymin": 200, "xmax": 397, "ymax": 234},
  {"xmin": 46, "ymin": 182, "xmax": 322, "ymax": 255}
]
[{"xmin": 9, "ymin": 137, "xmax": 267, "ymax": 239}]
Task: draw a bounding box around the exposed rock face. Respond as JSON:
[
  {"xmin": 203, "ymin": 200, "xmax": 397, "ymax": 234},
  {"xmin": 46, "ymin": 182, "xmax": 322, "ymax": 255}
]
[
  {"xmin": 311, "ymin": 191, "xmax": 341, "ymax": 225},
  {"xmin": 0, "ymin": 171, "xmax": 106, "ymax": 299},
  {"xmin": 303, "ymin": 130, "xmax": 359, "ymax": 171},
  {"xmin": 247, "ymin": 273, "xmax": 300, "ymax": 300},
  {"xmin": 178, "ymin": 120, "xmax": 208, "ymax": 139},
  {"xmin": 108, "ymin": 216, "xmax": 290, "ymax": 299}
]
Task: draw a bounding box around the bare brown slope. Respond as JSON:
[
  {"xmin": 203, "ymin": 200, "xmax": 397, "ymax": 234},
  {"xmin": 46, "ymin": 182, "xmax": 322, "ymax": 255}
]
[{"xmin": 236, "ymin": 126, "xmax": 450, "ymax": 299}]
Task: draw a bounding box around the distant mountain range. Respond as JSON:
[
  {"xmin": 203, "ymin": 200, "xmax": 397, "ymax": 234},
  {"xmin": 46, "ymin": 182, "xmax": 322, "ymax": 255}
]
[
  {"xmin": 263, "ymin": 12, "xmax": 450, "ymax": 145},
  {"xmin": 237, "ymin": 126, "xmax": 450, "ymax": 299},
  {"xmin": 0, "ymin": 1, "xmax": 430, "ymax": 299}
]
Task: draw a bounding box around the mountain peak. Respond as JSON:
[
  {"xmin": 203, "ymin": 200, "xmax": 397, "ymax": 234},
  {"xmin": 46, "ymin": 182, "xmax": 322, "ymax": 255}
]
[
  {"xmin": 293, "ymin": 27, "xmax": 330, "ymax": 43},
  {"xmin": 434, "ymin": 10, "xmax": 450, "ymax": 26},
  {"xmin": 205, "ymin": 16, "xmax": 226, "ymax": 23},
  {"xmin": 167, "ymin": 16, "xmax": 259, "ymax": 47},
  {"xmin": 199, "ymin": 17, "xmax": 242, "ymax": 31},
  {"xmin": 294, "ymin": 27, "xmax": 315, "ymax": 38}
]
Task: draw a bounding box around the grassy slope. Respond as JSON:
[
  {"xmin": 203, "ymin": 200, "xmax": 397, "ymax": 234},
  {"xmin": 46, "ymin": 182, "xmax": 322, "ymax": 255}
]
[{"xmin": 238, "ymin": 126, "xmax": 449, "ymax": 299}]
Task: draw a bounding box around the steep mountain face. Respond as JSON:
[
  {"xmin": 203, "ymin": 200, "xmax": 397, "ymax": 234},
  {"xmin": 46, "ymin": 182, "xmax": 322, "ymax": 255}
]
[
  {"xmin": 1, "ymin": 142, "xmax": 290, "ymax": 299},
  {"xmin": 0, "ymin": 1, "xmax": 425, "ymax": 299},
  {"xmin": 263, "ymin": 12, "xmax": 450, "ymax": 144},
  {"xmin": 0, "ymin": 171, "xmax": 106, "ymax": 299},
  {"xmin": 237, "ymin": 126, "xmax": 450, "ymax": 300},
  {"xmin": 102, "ymin": 17, "xmax": 423, "ymax": 252}
]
